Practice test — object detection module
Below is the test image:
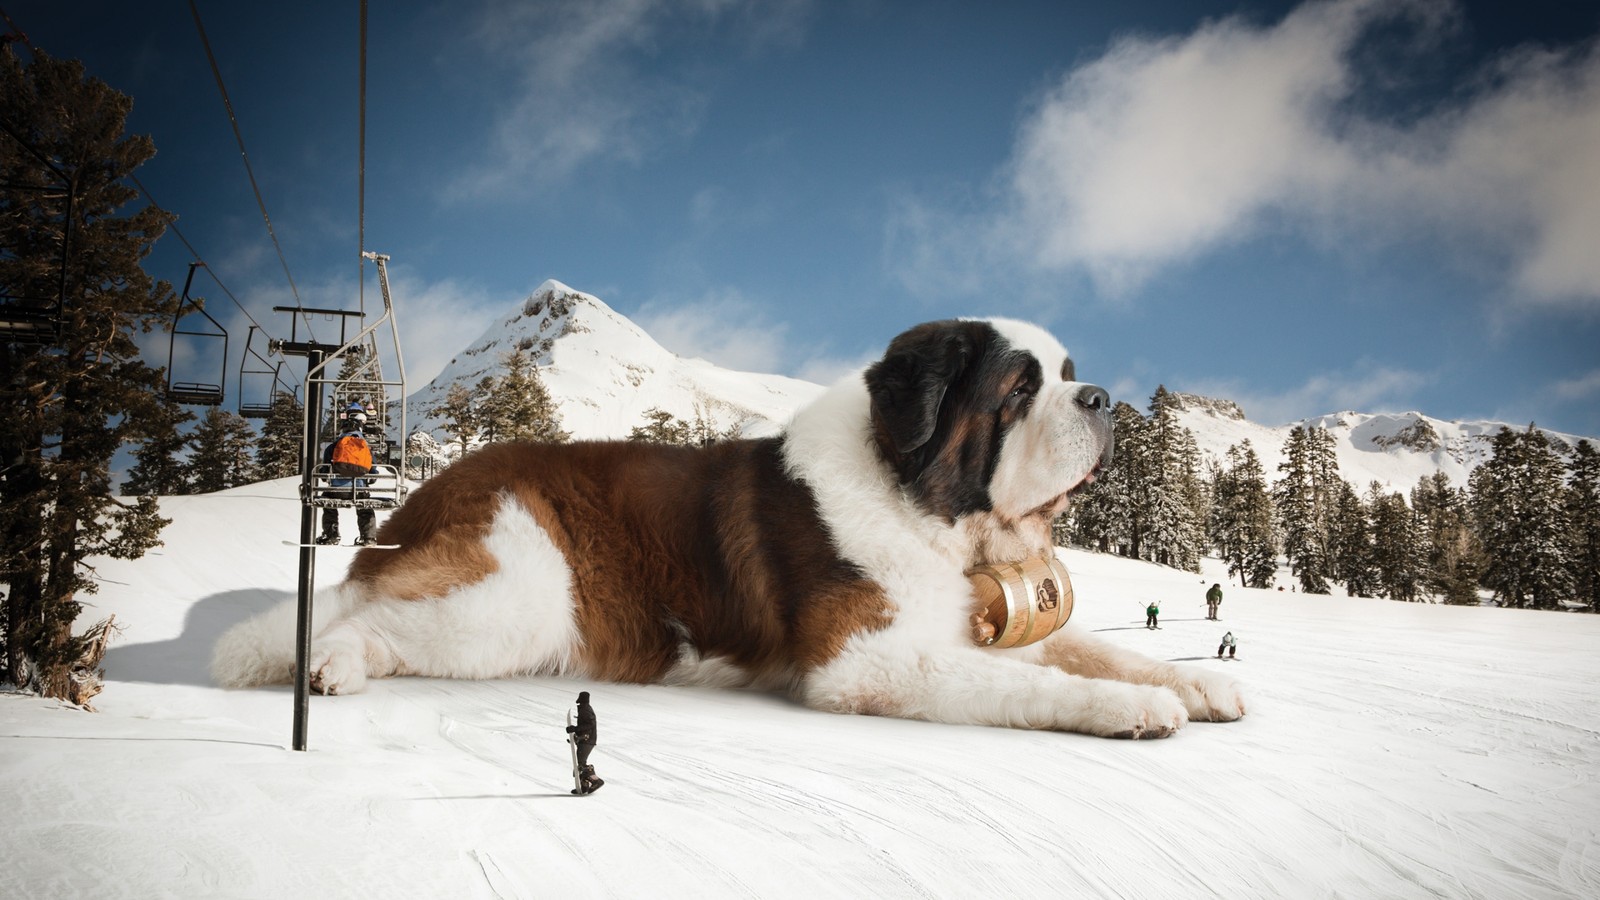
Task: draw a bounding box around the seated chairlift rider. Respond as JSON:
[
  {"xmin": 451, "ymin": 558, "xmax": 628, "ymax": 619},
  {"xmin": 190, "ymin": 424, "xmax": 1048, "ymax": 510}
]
[{"xmin": 317, "ymin": 404, "xmax": 377, "ymax": 545}]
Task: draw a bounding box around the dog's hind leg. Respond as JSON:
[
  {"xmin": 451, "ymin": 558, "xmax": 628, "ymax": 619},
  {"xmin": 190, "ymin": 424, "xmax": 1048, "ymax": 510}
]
[{"xmin": 308, "ymin": 498, "xmax": 583, "ymax": 695}]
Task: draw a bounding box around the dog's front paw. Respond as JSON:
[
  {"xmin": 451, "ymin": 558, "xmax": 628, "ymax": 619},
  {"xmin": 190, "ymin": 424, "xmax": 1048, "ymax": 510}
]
[
  {"xmin": 308, "ymin": 640, "xmax": 367, "ymax": 695},
  {"xmin": 1171, "ymin": 668, "xmax": 1246, "ymax": 722},
  {"xmin": 1088, "ymin": 682, "xmax": 1188, "ymax": 739}
]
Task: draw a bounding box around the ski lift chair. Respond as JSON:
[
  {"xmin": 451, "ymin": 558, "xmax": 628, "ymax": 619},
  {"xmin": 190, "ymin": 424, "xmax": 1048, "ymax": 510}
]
[{"xmin": 164, "ymin": 263, "xmax": 228, "ymax": 406}]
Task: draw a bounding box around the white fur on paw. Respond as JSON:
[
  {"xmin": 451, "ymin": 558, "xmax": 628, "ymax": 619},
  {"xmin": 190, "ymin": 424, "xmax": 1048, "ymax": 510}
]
[
  {"xmin": 1174, "ymin": 669, "xmax": 1246, "ymax": 722},
  {"xmin": 1092, "ymin": 683, "xmax": 1188, "ymax": 740},
  {"xmin": 308, "ymin": 641, "xmax": 367, "ymax": 695}
]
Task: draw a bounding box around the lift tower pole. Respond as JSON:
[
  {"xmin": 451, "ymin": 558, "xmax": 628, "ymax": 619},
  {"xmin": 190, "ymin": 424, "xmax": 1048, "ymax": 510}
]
[
  {"xmin": 272, "ymin": 303, "xmax": 365, "ymax": 751},
  {"xmin": 271, "ymin": 329, "xmax": 334, "ymax": 752}
]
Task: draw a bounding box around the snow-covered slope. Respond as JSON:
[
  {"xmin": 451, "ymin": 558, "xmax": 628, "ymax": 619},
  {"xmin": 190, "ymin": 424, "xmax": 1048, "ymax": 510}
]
[
  {"xmin": 404, "ymin": 280, "xmax": 824, "ymax": 441},
  {"xmin": 3, "ymin": 478, "xmax": 1596, "ymax": 897},
  {"xmin": 1169, "ymin": 392, "xmax": 1592, "ymax": 491}
]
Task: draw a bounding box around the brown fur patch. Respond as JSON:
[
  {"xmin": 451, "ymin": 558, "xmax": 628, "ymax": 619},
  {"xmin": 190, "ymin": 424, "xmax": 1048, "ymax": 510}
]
[{"xmin": 346, "ymin": 438, "xmax": 894, "ymax": 685}]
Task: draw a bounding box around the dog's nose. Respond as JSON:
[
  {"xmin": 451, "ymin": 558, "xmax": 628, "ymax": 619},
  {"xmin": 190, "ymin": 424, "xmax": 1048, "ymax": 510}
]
[{"xmin": 1074, "ymin": 384, "xmax": 1110, "ymax": 413}]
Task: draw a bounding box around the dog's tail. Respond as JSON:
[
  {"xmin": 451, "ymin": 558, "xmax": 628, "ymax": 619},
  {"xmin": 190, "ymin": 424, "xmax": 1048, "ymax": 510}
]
[{"xmin": 210, "ymin": 583, "xmax": 359, "ymax": 688}]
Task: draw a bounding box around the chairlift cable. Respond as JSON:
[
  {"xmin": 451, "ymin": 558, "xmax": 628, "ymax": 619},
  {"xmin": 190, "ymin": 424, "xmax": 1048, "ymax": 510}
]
[
  {"xmin": 1, "ymin": 6, "xmax": 303, "ymax": 394},
  {"xmin": 187, "ymin": 0, "xmax": 317, "ymax": 344},
  {"xmin": 0, "ymin": 6, "xmax": 35, "ymax": 54},
  {"xmin": 129, "ymin": 174, "xmax": 304, "ymax": 394},
  {"xmin": 358, "ymin": 0, "xmax": 368, "ymax": 318}
]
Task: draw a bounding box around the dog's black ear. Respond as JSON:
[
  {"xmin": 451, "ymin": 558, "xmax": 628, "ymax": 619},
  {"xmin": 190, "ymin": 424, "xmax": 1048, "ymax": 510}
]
[{"xmin": 865, "ymin": 321, "xmax": 977, "ymax": 454}]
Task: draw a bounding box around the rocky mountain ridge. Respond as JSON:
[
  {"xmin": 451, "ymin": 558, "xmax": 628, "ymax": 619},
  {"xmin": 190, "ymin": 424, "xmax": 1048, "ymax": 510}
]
[{"xmin": 403, "ymin": 284, "xmax": 1591, "ymax": 490}]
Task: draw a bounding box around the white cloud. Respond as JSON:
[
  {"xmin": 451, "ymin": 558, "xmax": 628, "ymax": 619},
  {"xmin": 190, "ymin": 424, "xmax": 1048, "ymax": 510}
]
[
  {"xmin": 1552, "ymin": 368, "xmax": 1600, "ymax": 402},
  {"xmin": 632, "ymin": 288, "xmax": 873, "ymax": 386},
  {"xmin": 793, "ymin": 350, "xmax": 874, "ymax": 388},
  {"xmin": 209, "ymin": 267, "xmax": 503, "ymax": 410},
  {"xmin": 895, "ymin": 0, "xmax": 1600, "ymax": 309},
  {"xmin": 632, "ymin": 290, "xmax": 791, "ymax": 374},
  {"xmin": 451, "ymin": 0, "xmax": 813, "ymax": 198}
]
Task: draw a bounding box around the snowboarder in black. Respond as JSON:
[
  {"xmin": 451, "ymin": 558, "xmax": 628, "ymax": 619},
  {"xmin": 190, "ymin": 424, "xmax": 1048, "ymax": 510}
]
[
  {"xmin": 1205, "ymin": 583, "xmax": 1223, "ymax": 621},
  {"xmin": 565, "ymin": 691, "xmax": 603, "ymax": 793}
]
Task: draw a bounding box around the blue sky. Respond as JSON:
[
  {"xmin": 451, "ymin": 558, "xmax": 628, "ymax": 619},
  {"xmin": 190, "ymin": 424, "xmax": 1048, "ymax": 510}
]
[{"xmin": 10, "ymin": 0, "xmax": 1600, "ymax": 436}]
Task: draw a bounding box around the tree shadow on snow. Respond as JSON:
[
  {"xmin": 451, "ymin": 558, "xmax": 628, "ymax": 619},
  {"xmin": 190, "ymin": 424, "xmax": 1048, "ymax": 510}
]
[{"xmin": 103, "ymin": 589, "xmax": 288, "ymax": 687}]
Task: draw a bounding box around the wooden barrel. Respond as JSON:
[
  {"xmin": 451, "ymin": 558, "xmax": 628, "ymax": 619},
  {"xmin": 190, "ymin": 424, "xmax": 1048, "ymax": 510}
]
[{"xmin": 966, "ymin": 556, "xmax": 1075, "ymax": 649}]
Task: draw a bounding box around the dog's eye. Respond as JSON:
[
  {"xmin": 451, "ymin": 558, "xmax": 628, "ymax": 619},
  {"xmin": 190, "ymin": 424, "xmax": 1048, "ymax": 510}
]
[{"xmin": 1061, "ymin": 359, "xmax": 1076, "ymax": 382}]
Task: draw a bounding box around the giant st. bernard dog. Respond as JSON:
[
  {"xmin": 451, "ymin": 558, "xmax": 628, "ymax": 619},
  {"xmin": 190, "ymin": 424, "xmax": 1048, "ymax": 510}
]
[{"xmin": 215, "ymin": 318, "xmax": 1244, "ymax": 738}]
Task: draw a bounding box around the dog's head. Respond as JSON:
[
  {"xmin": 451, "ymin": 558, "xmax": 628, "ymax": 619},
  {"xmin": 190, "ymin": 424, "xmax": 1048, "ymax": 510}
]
[{"xmin": 864, "ymin": 318, "xmax": 1112, "ymax": 525}]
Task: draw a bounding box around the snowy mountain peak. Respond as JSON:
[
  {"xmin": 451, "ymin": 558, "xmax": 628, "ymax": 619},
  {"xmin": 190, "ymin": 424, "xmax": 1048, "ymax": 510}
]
[
  {"xmin": 1361, "ymin": 413, "xmax": 1442, "ymax": 453},
  {"xmin": 521, "ymin": 279, "xmax": 595, "ymax": 323},
  {"xmin": 405, "ymin": 280, "xmax": 824, "ymax": 443},
  {"xmin": 1176, "ymin": 402, "xmax": 1592, "ymax": 493}
]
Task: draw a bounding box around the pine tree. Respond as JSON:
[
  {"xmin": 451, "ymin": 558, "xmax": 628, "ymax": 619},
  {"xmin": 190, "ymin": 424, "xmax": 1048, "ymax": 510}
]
[
  {"xmin": 1, "ymin": 48, "xmax": 175, "ymax": 702},
  {"xmin": 1141, "ymin": 386, "xmax": 1202, "ymax": 571},
  {"xmin": 1566, "ymin": 440, "xmax": 1600, "ymax": 612},
  {"xmin": 430, "ymin": 382, "xmax": 482, "ymax": 460},
  {"xmin": 626, "ymin": 404, "xmax": 736, "ymax": 446},
  {"xmin": 1469, "ymin": 426, "xmax": 1574, "ymax": 609},
  {"xmin": 629, "ymin": 407, "xmax": 692, "ymax": 445},
  {"xmin": 1410, "ymin": 472, "xmax": 1479, "ymax": 604},
  {"xmin": 481, "ymin": 348, "xmax": 569, "ymax": 443},
  {"xmin": 1067, "ymin": 401, "xmax": 1145, "ymax": 556},
  {"xmin": 254, "ymin": 390, "xmax": 304, "ymax": 480},
  {"xmin": 1211, "ymin": 441, "xmax": 1277, "ymax": 588},
  {"xmin": 184, "ymin": 408, "xmax": 259, "ymax": 493},
  {"xmin": 122, "ymin": 403, "xmax": 195, "ymax": 496},
  {"xmin": 1275, "ymin": 426, "xmax": 1340, "ymax": 594},
  {"xmin": 1328, "ymin": 480, "xmax": 1375, "ymax": 597},
  {"xmin": 1367, "ymin": 483, "xmax": 1421, "ymax": 602}
]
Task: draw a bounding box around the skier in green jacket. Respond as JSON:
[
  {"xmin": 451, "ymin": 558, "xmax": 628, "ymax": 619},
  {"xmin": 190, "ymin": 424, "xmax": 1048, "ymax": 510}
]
[
  {"xmin": 1206, "ymin": 583, "xmax": 1223, "ymax": 620},
  {"xmin": 1145, "ymin": 601, "xmax": 1160, "ymax": 629}
]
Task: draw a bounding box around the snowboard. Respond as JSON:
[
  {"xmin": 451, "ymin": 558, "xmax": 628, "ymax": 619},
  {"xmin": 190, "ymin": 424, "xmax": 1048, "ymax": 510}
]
[
  {"xmin": 566, "ymin": 710, "xmax": 585, "ymax": 794},
  {"xmin": 282, "ymin": 540, "xmax": 400, "ymax": 549}
]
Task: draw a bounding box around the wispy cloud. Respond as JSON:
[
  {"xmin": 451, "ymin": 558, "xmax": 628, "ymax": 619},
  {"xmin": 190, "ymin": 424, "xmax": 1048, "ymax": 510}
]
[
  {"xmin": 383, "ymin": 269, "xmax": 507, "ymax": 387},
  {"xmin": 450, "ymin": 0, "xmax": 813, "ymax": 198},
  {"xmin": 892, "ymin": 0, "xmax": 1600, "ymax": 309},
  {"xmin": 632, "ymin": 287, "xmax": 867, "ymax": 385},
  {"xmin": 1552, "ymin": 368, "xmax": 1600, "ymax": 402},
  {"xmin": 633, "ymin": 289, "xmax": 792, "ymax": 374},
  {"xmin": 209, "ymin": 266, "xmax": 504, "ymax": 405}
]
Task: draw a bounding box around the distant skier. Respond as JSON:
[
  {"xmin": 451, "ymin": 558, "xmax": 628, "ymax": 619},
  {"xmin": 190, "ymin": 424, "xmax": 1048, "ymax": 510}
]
[
  {"xmin": 1217, "ymin": 632, "xmax": 1237, "ymax": 659},
  {"xmin": 1206, "ymin": 583, "xmax": 1223, "ymax": 621},
  {"xmin": 1145, "ymin": 601, "xmax": 1160, "ymax": 630},
  {"xmin": 564, "ymin": 691, "xmax": 603, "ymax": 794}
]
